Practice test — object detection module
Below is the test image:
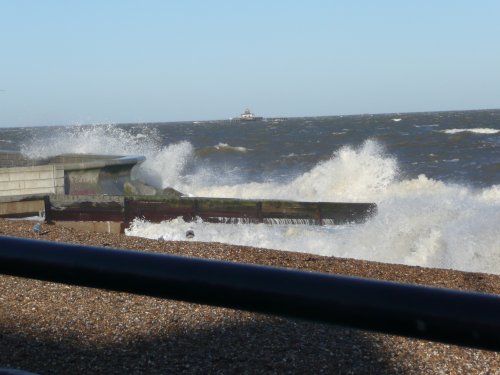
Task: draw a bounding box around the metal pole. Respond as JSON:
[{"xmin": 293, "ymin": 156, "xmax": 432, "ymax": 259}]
[{"xmin": 1, "ymin": 236, "xmax": 500, "ymax": 351}]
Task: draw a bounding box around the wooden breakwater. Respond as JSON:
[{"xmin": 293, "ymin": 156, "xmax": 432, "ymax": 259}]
[
  {"xmin": 43, "ymin": 195, "xmax": 377, "ymax": 233},
  {"xmin": 122, "ymin": 196, "xmax": 376, "ymax": 225},
  {"xmin": 0, "ymin": 194, "xmax": 376, "ymax": 233}
]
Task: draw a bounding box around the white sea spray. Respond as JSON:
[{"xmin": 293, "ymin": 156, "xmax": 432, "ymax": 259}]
[
  {"xmin": 126, "ymin": 141, "xmax": 500, "ymax": 275},
  {"xmin": 19, "ymin": 123, "xmax": 500, "ymax": 274}
]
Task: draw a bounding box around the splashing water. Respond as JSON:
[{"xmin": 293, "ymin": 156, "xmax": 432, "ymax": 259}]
[
  {"xmin": 20, "ymin": 124, "xmax": 195, "ymax": 190},
  {"xmin": 133, "ymin": 141, "xmax": 194, "ymax": 189},
  {"xmin": 125, "ymin": 141, "xmax": 500, "ymax": 275},
  {"xmin": 127, "ymin": 178, "xmax": 500, "ymax": 275},
  {"xmin": 20, "ymin": 124, "xmax": 500, "ymax": 274},
  {"xmin": 21, "ymin": 124, "xmax": 158, "ymax": 158},
  {"xmin": 185, "ymin": 140, "xmax": 397, "ymax": 202}
]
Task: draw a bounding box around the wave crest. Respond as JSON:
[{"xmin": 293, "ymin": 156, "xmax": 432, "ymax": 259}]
[
  {"xmin": 441, "ymin": 128, "xmax": 499, "ymax": 135},
  {"xmin": 188, "ymin": 140, "xmax": 398, "ymax": 202}
]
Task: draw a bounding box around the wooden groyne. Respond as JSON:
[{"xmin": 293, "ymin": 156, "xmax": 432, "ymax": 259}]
[
  {"xmin": 122, "ymin": 196, "xmax": 375, "ymax": 225},
  {"xmin": 43, "ymin": 195, "xmax": 376, "ymax": 233}
]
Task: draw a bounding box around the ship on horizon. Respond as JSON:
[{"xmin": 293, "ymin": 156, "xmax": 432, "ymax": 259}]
[{"xmin": 238, "ymin": 108, "xmax": 263, "ymax": 121}]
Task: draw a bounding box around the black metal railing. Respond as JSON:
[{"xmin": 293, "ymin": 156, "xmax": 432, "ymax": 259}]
[{"xmin": 1, "ymin": 236, "xmax": 500, "ymax": 351}]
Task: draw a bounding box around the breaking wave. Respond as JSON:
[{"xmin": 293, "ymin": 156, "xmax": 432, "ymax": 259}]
[
  {"xmin": 441, "ymin": 128, "xmax": 499, "ymax": 135},
  {"xmin": 126, "ymin": 139, "xmax": 500, "ymax": 275},
  {"xmin": 20, "ymin": 124, "xmax": 500, "ymax": 274},
  {"xmin": 185, "ymin": 140, "xmax": 397, "ymax": 202}
]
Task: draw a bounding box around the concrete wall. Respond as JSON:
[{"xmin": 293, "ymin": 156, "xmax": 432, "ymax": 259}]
[
  {"xmin": 0, "ymin": 165, "xmax": 65, "ymax": 196},
  {"xmin": 0, "ymin": 152, "xmax": 145, "ymax": 197},
  {"xmin": 0, "ymin": 198, "xmax": 46, "ymax": 217}
]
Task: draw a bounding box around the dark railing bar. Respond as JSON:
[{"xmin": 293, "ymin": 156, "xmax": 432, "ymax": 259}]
[{"xmin": 1, "ymin": 236, "xmax": 500, "ymax": 351}]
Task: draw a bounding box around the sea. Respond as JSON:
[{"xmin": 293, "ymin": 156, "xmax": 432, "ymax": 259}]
[{"xmin": 1, "ymin": 109, "xmax": 499, "ymax": 274}]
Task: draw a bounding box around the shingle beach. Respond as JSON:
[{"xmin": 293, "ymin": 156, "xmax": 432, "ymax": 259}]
[{"xmin": 1, "ymin": 219, "xmax": 499, "ymax": 374}]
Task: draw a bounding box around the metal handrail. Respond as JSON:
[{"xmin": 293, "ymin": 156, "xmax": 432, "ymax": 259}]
[{"xmin": 1, "ymin": 236, "xmax": 500, "ymax": 351}]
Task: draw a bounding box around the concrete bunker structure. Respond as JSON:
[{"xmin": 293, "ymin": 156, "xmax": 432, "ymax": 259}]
[
  {"xmin": 0, "ymin": 151, "xmax": 145, "ymax": 220},
  {"xmin": 0, "ymin": 151, "xmax": 145, "ymax": 197}
]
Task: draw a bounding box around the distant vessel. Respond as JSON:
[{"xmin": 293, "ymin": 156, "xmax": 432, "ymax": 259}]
[{"xmin": 240, "ymin": 108, "xmax": 263, "ymax": 121}]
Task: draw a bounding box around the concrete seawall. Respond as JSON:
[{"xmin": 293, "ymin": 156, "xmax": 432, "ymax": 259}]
[
  {"xmin": 0, "ymin": 152, "xmax": 144, "ymax": 197},
  {"xmin": 0, "ymin": 165, "xmax": 65, "ymax": 197},
  {"xmin": 0, "ymin": 152, "xmax": 144, "ymax": 221}
]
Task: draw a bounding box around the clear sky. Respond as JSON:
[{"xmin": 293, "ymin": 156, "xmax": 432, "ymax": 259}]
[{"xmin": 1, "ymin": 0, "xmax": 499, "ymax": 127}]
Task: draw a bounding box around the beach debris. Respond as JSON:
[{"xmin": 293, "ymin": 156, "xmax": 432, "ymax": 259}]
[
  {"xmin": 185, "ymin": 229, "xmax": 195, "ymax": 239},
  {"xmin": 32, "ymin": 223, "xmax": 42, "ymax": 236}
]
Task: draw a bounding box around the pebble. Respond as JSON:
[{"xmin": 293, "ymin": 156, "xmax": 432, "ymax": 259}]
[{"xmin": 1, "ymin": 219, "xmax": 499, "ymax": 374}]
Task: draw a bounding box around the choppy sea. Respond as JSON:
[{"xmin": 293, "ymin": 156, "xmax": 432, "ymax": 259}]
[{"xmin": 1, "ymin": 109, "xmax": 499, "ymax": 274}]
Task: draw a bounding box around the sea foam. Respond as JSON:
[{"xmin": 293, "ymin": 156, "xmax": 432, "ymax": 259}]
[
  {"xmin": 20, "ymin": 124, "xmax": 500, "ymax": 275},
  {"xmin": 126, "ymin": 141, "xmax": 500, "ymax": 275},
  {"xmin": 441, "ymin": 128, "xmax": 499, "ymax": 134},
  {"xmin": 186, "ymin": 140, "xmax": 397, "ymax": 202}
]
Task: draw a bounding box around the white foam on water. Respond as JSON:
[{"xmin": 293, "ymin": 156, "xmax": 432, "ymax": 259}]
[
  {"xmin": 213, "ymin": 143, "xmax": 250, "ymax": 153},
  {"xmin": 20, "ymin": 125, "xmax": 500, "ymax": 274},
  {"xmin": 441, "ymin": 128, "xmax": 499, "ymax": 134},
  {"xmin": 413, "ymin": 124, "xmax": 439, "ymax": 128},
  {"xmin": 185, "ymin": 140, "xmax": 397, "ymax": 202},
  {"xmin": 128, "ymin": 217, "xmax": 346, "ymax": 255},
  {"xmin": 127, "ymin": 174, "xmax": 500, "ymax": 275},
  {"xmin": 126, "ymin": 140, "xmax": 500, "ymax": 275},
  {"xmin": 478, "ymin": 185, "xmax": 500, "ymax": 202},
  {"xmin": 336, "ymin": 177, "xmax": 500, "ymax": 273}
]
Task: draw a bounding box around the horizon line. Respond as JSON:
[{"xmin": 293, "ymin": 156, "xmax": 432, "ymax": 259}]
[{"xmin": 1, "ymin": 107, "xmax": 499, "ymax": 129}]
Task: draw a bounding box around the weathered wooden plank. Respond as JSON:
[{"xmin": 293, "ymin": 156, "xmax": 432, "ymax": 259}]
[
  {"xmin": 197, "ymin": 198, "xmax": 260, "ymax": 220},
  {"xmin": 125, "ymin": 197, "xmax": 376, "ymax": 225},
  {"xmin": 261, "ymin": 201, "xmax": 320, "ymax": 219},
  {"xmin": 45, "ymin": 195, "xmax": 377, "ymax": 228},
  {"xmin": 48, "ymin": 196, "xmax": 124, "ymax": 223},
  {"xmin": 49, "ymin": 205, "xmax": 124, "ymax": 222},
  {"xmin": 124, "ymin": 198, "xmax": 195, "ymax": 223}
]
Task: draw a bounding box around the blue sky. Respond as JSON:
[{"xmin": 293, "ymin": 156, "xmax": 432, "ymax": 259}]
[{"xmin": 1, "ymin": 0, "xmax": 499, "ymax": 127}]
